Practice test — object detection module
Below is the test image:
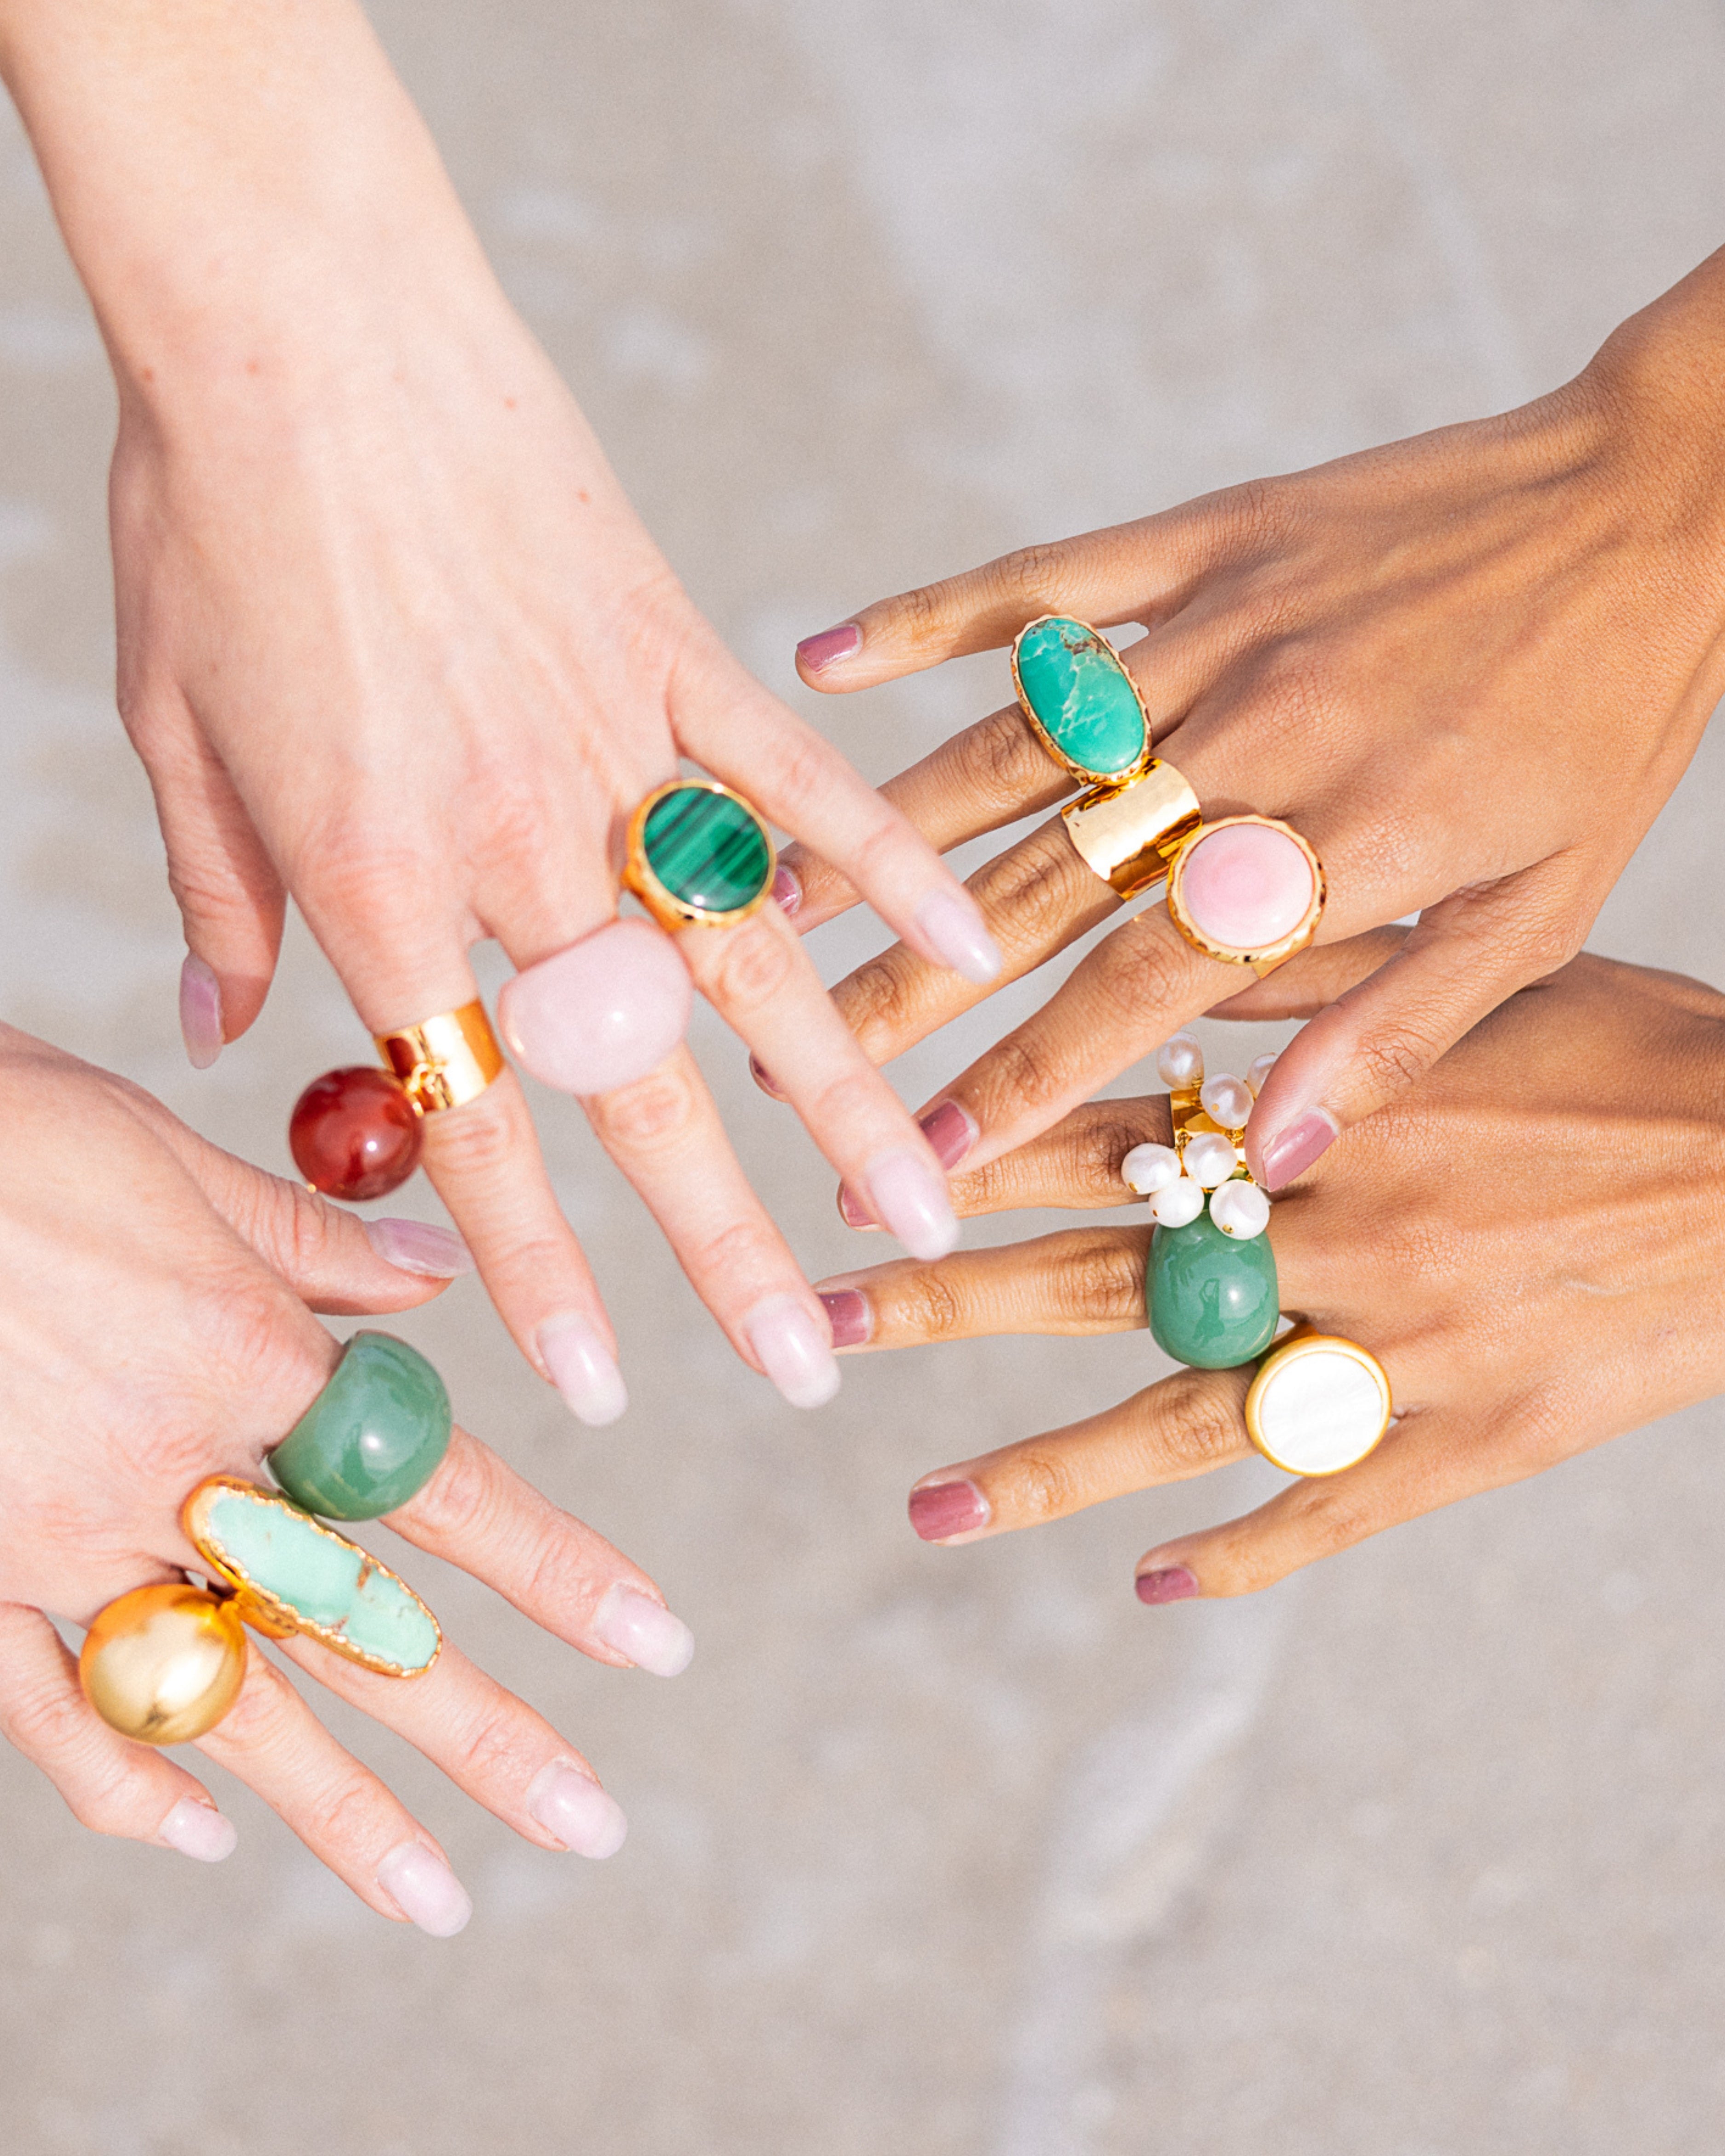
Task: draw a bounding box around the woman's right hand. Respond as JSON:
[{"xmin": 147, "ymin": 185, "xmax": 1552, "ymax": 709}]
[{"xmin": 0, "ymin": 1028, "xmax": 694, "ymax": 1934}]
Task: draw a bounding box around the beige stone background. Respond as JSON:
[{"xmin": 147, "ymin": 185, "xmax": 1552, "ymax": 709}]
[{"xmin": 3, "ymin": 1, "xmax": 1725, "ymax": 2149}]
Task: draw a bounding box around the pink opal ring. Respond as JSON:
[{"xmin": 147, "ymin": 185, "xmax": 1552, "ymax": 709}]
[{"xmin": 1163, "ymin": 814, "xmax": 1324, "ymax": 977}]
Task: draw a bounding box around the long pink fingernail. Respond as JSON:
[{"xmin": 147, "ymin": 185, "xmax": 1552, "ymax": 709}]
[
  {"xmin": 376, "ymin": 1841, "xmax": 472, "ymax": 1936},
  {"xmin": 179, "ymin": 954, "xmax": 223, "ymax": 1070},
  {"xmin": 536, "ymin": 1314, "xmax": 628, "ymax": 1427},
  {"xmin": 363, "ymin": 1218, "xmax": 475, "ymax": 1278},
  {"xmin": 744, "ymin": 1293, "xmax": 840, "ymax": 1408},
  {"xmin": 1135, "ymin": 1565, "xmax": 1199, "ymax": 1605},
  {"xmin": 1259, "ymin": 1107, "xmax": 1340, "ymax": 1191},
  {"xmin": 594, "ymin": 1584, "xmax": 695, "ymax": 1677},
  {"xmin": 525, "ymin": 1761, "xmax": 629, "ymax": 1859},
  {"xmin": 819, "ymin": 1288, "xmax": 872, "ymax": 1348},
  {"xmin": 909, "ymin": 1479, "xmax": 989, "ymax": 1541},
  {"xmin": 918, "ymin": 1100, "xmax": 977, "ymax": 1171},
  {"xmin": 914, "ymin": 889, "xmax": 1003, "ymax": 986},
  {"xmin": 865, "ymin": 1148, "xmax": 959, "ymax": 1261},
  {"xmin": 158, "ymin": 1797, "xmax": 237, "ymax": 1863},
  {"xmin": 796, "ymin": 623, "xmax": 862, "ymax": 673},
  {"xmin": 772, "ymin": 866, "xmax": 802, "ymax": 916}
]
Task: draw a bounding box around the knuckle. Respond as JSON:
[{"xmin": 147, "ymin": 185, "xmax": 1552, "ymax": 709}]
[
  {"xmin": 586, "ymin": 1063, "xmax": 700, "ymax": 1153},
  {"xmin": 1088, "ymin": 923, "xmax": 1193, "ymax": 1035},
  {"xmin": 201, "ymin": 1657, "xmax": 294, "ymax": 1755},
  {"xmin": 981, "ymin": 1029, "xmax": 1068, "ymax": 1122},
  {"xmin": 834, "ymin": 952, "xmax": 923, "ymax": 1053},
  {"xmin": 703, "ymin": 920, "xmax": 799, "ymax": 1017},
  {"xmin": 405, "ymin": 1434, "xmax": 498, "ymax": 1542},
  {"xmin": 1355, "ymin": 1026, "xmax": 1438, "ymax": 1101},
  {"xmin": 1075, "ymin": 1111, "xmax": 1162, "ymax": 1198},
  {"xmin": 1154, "ymin": 1374, "xmax": 1248, "ymax": 1470},
  {"xmin": 450, "ymin": 1701, "xmax": 536, "ymax": 1789},
  {"xmin": 897, "ymin": 1266, "xmax": 965, "ymax": 1343},
  {"xmin": 757, "ymin": 729, "xmax": 833, "ymax": 822},
  {"xmin": 1006, "ymin": 1445, "xmax": 1080, "ymax": 1523},
  {"xmin": 2, "ymin": 1670, "xmax": 95, "ymax": 1763},
  {"xmin": 1057, "ymin": 1233, "xmax": 1146, "ymax": 1324},
  {"xmin": 989, "ymin": 540, "xmax": 1071, "ymax": 611},
  {"xmin": 298, "ymin": 1771, "xmax": 389, "ymax": 1857},
  {"xmin": 967, "ymin": 704, "xmax": 1053, "ymax": 798},
  {"xmin": 974, "ymin": 837, "xmax": 1083, "ymax": 947},
  {"xmin": 425, "ymin": 1096, "xmax": 519, "ymax": 1181}
]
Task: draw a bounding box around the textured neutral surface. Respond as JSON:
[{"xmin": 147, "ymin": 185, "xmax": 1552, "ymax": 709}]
[{"xmin": 3, "ymin": 3, "xmax": 1725, "ymax": 2150}]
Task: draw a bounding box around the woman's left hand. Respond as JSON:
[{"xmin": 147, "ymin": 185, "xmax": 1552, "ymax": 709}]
[{"xmin": 811, "ymin": 945, "xmax": 1725, "ymax": 1600}]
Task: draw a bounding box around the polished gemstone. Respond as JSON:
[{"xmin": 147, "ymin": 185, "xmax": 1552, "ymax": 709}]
[
  {"xmin": 1147, "ymin": 1208, "xmax": 1279, "ymax": 1369},
  {"xmin": 642, "ymin": 785, "xmax": 773, "ymax": 915},
  {"xmin": 289, "ymin": 1067, "xmax": 421, "ymax": 1201},
  {"xmin": 270, "ymin": 1331, "xmax": 451, "ymax": 1520},
  {"xmin": 189, "ymin": 1481, "xmax": 440, "ymax": 1675},
  {"xmin": 1013, "ymin": 616, "xmax": 1148, "ymax": 780}
]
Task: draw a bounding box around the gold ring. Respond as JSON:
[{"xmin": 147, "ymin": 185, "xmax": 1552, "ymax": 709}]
[
  {"xmin": 1244, "ymin": 1327, "xmax": 1392, "ymax": 1477},
  {"xmin": 375, "ymin": 999, "xmax": 504, "ymax": 1113},
  {"xmin": 1164, "ymin": 814, "xmax": 1326, "ymax": 979},
  {"xmin": 623, "ymin": 778, "xmax": 776, "ymax": 930},
  {"xmin": 1061, "ymin": 760, "xmax": 1203, "ymax": 900}
]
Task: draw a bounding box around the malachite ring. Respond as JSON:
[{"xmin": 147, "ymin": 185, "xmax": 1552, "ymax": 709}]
[
  {"xmin": 624, "ymin": 779, "xmax": 776, "ymax": 930},
  {"xmin": 268, "ymin": 1330, "xmax": 451, "ymax": 1521},
  {"xmin": 1244, "ymin": 1329, "xmax": 1392, "ymax": 1478}
]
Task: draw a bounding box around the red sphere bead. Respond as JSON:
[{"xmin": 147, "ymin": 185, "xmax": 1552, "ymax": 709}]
[{"xmin": 289, "ymin": 1067, "xmax": 422, "ymax": 1201}]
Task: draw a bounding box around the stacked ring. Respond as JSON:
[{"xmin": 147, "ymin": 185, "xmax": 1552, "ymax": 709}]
[
  {"xmin": 623, "ymin": 778, "xmax": 776, "ymax": 931},
  {"xmin": 1010, "ymin": 615, "xmax": 1325, "ymax": 977},
  {"xmin": 78, "ymin": 1331, "xmax": 449, "ymax": 1746}
]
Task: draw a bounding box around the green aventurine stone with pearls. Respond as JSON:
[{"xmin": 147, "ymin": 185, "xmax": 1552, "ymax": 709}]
[
  {"xmin": 269, "ymin": 1331, "xmax": 451, "ymax": 1521},
  {"xmin": 643, "ymin": 784, "xmax": 773, "ymax": 916},
  {"xmin": 1148, "ymin": 1208, "xmax": 1280, "ymax": 1370},
  {"xmin": 1013, "ymin": 617, "xmax": 1149, "ymax": 781},
  {"xmin": 193, "ymin": 1482, "xmax": 440, "ymax": 1675}
]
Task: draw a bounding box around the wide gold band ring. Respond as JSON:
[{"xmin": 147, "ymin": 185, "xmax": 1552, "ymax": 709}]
[
  {"xmin": 375, "ymin": 999, "xmax": 504, "ymax": 1113},
  {"xmin": 1244, "ymin": 1326, "xmax": 1392, "ymax": 1478}
]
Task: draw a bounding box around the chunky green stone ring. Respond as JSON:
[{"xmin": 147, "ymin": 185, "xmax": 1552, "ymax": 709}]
[
  {"xmin": 1147, "ymin": 1209, "xmax": 1280, "ymax": 1369},
  {"xmin": 269, "ymin": 1330, "xmax": 452, "ymax": 1521},
  {"xmin": 624, "ymin": 778, "xmax": 776, "ymax": 929},
  {"xmin": 1011, "ymin": 615, "xmax": 1154, "ymax": 786}
]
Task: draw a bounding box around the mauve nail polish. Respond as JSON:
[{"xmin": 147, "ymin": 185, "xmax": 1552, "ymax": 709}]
[
  {"xmin": 749, "ymin": 1054, "xmax": 785, "ymax": 1099},
  {"xmin": 771, "ymin": 866, "xmax": 802, "ymax": 916},
  {"xmin": 918, "ymin": 1100, "xmax": 977, "ymax": 1171},
  {"xmin": 819, "ymin": 1289, "xmax": 871, "ymax": 1348},
  {"xmin": 1260, "ymin": 1107, "xmax": 1340, "ymax": 1191},
  {"xmin": 796, "ymin": 623, "xmax": 862, "ymax": 673},
  {"xmin": 908, "ymin": 1479, "xmax": 989, "ymax": 1541},
  {"xmin": 839, "ymin": 1183, "xmax": 876, "ymax": 1230},
  {"xmin": 1135, "ymin": 1565, "xmax": 1199, "ymax": 1605}
]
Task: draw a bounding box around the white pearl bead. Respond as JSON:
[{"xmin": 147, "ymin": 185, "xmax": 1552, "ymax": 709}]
[
  {"xmin": 1155, "ymin": 1031, "xmax": 1203, "ymax": 1088},
  {"xmin": 1150, "ymin": 1178, "xmax": 1205, "ymax": 1228},
  {"xmin": 1208, "ymin": 1178, "xmax": 1271, "ymax": 1239},
  {"xmin": 1181, "ymin": 1131, "xmax": 1238, "ymax": 1189},
  {"xmin": 1121, "ymin": 1141, "xmax": 1182, "ymax": 1196},
  {"xmin": 1200, "ymin": 1074, "xmax": 1254, "ymax": 1129},
  {"xmin": 1247, "ymin": 1052, "xmax": 1278, "ymax": 1097}
]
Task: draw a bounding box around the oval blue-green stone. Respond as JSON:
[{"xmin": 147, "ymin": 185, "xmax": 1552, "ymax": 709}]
[
  {"xmin": 269, "ymin": 1331, "xmax": 450, "ymax": 1521},
  {"xmin": 643, "ymin": 785, "xmax": 772, "ymax": 914},
  {"xmin": 1147, "ymin": 1208, "xmax": 1279, "ymax": 1370},
  {"xmin": 1015, "ymin": 617, "xmax": 1148, "ymax": 780}
]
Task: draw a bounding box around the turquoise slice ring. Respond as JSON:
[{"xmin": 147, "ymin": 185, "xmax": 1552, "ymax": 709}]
[
  {"xmin": 624, "ymin": 778, "xmax": 776, "ymax": 930},
  {"xmin": 1011, "ymin": 615, "xmax": 1154, "ymax": 786}
]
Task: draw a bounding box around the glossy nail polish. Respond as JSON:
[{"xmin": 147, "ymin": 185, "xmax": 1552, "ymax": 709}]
[
  {"xmin": 178, "ymin": 954, "xmax": 223, "ymax": 1071},
  {"xmin": 865, "ymin": 1148, "xmax": 959, "ymax": 1261},
  {"xmin": 594, "ymin": 1584, "xmax": 694, "ymax": 1677},
  {"xmin": 771, "ymin": 866, "xmax": 803, "ymax": 916},
  {"xmin": 525, "ymin": 1761, "xmax": 629, "ymax": 1859},
  {"xmin": 1135, "ymin": 1565, "xmax": 1200, "ymax": 1605},
  {"xmin": 158, "ymin": 1797, "xmax": 237, "ymax": 1863},
  {"xmin": 918, "ymin": 1100, "xmax": 977, "ymax": 1172},
  {"xmin": 536, "ymin": 1314, "xmax": 629, "ymax": 1427},
  {"xmin": 838, "ymin": 1183, "xmax": 877, "ymax": 1230},
  {"xmin": 796, "ymin": 623, "xmax": 862, "ymax": 673},
  {"xmin": 744, "ymin": 1293, "xmax": 841, "ymax": 1408},
  {"xmin": 363, "ymin": 1218, "xmax": 475, "ymax": 1279},
  {"xmin": 1259, "ymin": 1107, "xmax": 1340, "ymax": 1191},
  {"xmin": 376, "ymin": 1841, "xmax": 472, "ymax": 1936},
  {"xmin": 748, "ymin": 1054, "xmax": 785, "ymax": 1100},
  {"xmin": 908, "ymin": 1479, "xmax": 989, "ymax": 1541},
  {"xmin": 819, "ymin": 1288, "xmax": 871, "ymax": 1348},
  {"xmin": 914, "ymin": 889, "xmax": 1003, "ymax": 986}
]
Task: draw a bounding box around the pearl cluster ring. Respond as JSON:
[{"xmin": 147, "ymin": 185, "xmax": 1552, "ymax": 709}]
[{"xmin": 1120, "ymin": 1031, "xmax": 1276, "ymax": 1239}]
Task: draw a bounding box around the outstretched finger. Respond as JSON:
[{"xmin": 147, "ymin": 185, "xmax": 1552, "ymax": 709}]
[{"xmin": 945, "ymin": 1096, "xmax": 1175, "ymax": 1218}]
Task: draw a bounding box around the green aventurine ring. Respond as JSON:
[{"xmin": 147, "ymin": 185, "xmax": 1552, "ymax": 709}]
[
  {"xmin": 625, "ymin": 779, "xmax": 776, "ymax": 930},
  {"xmin": 1011, "ymin": 615, "xmax": 1153, "ymax": 786},
  {"xmin": 269, "ymin": 1331, "xmax": 451, "ymax": 1521},
  {"xmin": 1147, "ymin": 1209, "xmax": 1280, "ymax": 1370}
]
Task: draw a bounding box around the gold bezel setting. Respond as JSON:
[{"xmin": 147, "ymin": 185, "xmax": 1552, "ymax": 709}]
[
  {"xmin": 1243, "ymin": 1329, "xmax": 1392, "ymax": 1478},
  {"xmin": 1164, "ymin": 814, "xmax": 1326, "ymax": 977},
  {"xmin": 622, "ymin": 778, "xmax": 777, "ymax": 931},
  {"xmin": 1010, "ymin": 614, "xmax": 1155, "ymax": 789}
]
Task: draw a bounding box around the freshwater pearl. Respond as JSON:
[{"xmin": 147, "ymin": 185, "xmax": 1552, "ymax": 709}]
[
  {"xmin": 1155, "ymin": 1031, "xmax": 1203, "ymax": 1088},
  {"xmin": 1121, "ymin": 1141, "xmax": 1182, "ymax": 1196},
  {"xmin": 1200, "ymin": 1074, "xmax": 1254, "ymax": 1130},
  {"xmin": 1182, "ymin": 1131, "xmax": 1239, "ymax": 1189},
  {"xmin": 1208, "ymin": 1178, "xmax": 1271, "ymax": 1239},
  {"xmin": 1150, "ymin": 1177, "xmax": 1205, "ymax": 1228},
  {"xmin": 1247, "ymin": 1052, "xmax": 1279, "ymax": 1096}
]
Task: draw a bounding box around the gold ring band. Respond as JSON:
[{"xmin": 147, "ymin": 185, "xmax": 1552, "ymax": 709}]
[
  {"xmin": 1061, "ymin": 759, "xmax": 1202, "ymax": 900},
  {"xmin": 376, "ymin": 999, "xmax": 504, "ymax": 1113},
  {"xmin": 1244, "ymin": 1327, "xmax": 1392, "ymax": 1477}
]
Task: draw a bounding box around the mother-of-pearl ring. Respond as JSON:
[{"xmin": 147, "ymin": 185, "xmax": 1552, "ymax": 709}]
[{"xmin": 1244, "ymin": 1326, "xmax": 1392, "ymax": 1477}]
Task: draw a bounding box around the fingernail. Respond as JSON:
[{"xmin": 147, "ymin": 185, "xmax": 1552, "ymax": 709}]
[
  {"xmin": 796, "ymin": 622, "xmax": 862, "ymax": 673},
  {"xmin": 908, "ymin": 1479, "xmax": 989, "ymax": 1541},
  {"xmin": 594, "ymin": 1583, "xmax": 695, "ymax": 1677},
  {"xmin": 376, "ymin": 1840, "xmax": 473, "ymax": 1936},
  {"xmin": 864, "ymin": 1147, "xmax": 959, "ymax": 1261},
  {"xmin": 748, "ymin": 1053, "xmax": 786, "ymax": 1100},
  {"xmin": 744, "ymin": 1292, "xmax": 841, "ymax": 1408},
  {"xmin": 838, "ymin": 1182, "xmax": 877, "ymax": 1230},
  {"xmin": 536, "ymin": 1313, "xmax": 629, "ymax": 1427},
  {"xmin": 525, "ymin": 1760, "xmax": 629, "ymax": 1859},
  {"xmin": 1135, "ymin": 1565, "xmax": 1200, "ymax": 1605},
  {"xmin": 1259, "ymin": 1107, "xmax": 1340, "ymax": 1192},
  {"xmin": 771, "ymin": 866, "xmax": 803, "ymax": 916},
  {"xmin": 918, "ymin": 1100, "xmax": 977, "ymax": 1172},
  {"xmin": 362, "ymin": 1217, "xmax": 476, "ymax": 1278},
  {"xmin": 157, "ymin": 1796, "xmax": 237, "ymax": 1864},
  {"xmin": 914, "ymin": 889, "xmax": 1003, "ymax": 986},
  {"xmin": 819, "ymin": 1287, "xmax": 872, "ymax": 1348},
  {"xmin": 178, "ymin": 954, "xmax": 223, "ymax": 1070}
]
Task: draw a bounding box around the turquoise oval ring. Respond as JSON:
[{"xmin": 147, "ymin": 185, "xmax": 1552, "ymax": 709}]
[
  {"xmin": 625, "ymin": 778, "xmax": 776, "ymax": 930},
  {"xmin": 1147, "ymin": 1209, "xmax": 1279, "ymax": 1370},
  {"xmin": 269, "ymin": 1330, "xmax": 451, "ymax": 1521},
  {"xmin": 1011, "ymin": 616, "xmax": 1153, "ymax": 786}
]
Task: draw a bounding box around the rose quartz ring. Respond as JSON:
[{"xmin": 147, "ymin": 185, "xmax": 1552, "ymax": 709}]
[
  {"xmin": 497, "ymin": 918, "xmax": 692, "ymax": 1096},
  {"xmin": 1164, "ymin": 814, "xmax": 1325, "ymax": 976}
]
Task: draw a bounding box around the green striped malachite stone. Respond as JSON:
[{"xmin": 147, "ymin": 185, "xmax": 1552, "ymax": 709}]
[
  {"xmin": 643, "ymin": 786, "xmax": 772, "ymax": 915},
  {"xmin": 1014, "ymin": 616, "xmax": 1148, "ymax": 780}
]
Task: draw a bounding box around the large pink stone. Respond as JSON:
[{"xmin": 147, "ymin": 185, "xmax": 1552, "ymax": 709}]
[
  {"xmin": 498, "ymin": 919, "xmax": 692, "ymax": 1095},
  {"xmin": 1179, "ymin": 822, "xmax": 1315, "ymax": 952}
]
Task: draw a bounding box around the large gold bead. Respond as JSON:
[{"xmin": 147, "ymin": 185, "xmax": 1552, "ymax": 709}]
[{"xmin": 79, "ymin": 1583, "xmax": 247, "ymax": 1746}]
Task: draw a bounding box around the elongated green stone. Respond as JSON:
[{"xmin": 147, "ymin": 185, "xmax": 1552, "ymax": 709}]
[
  {"xmin": 1147, "ymin": 1207, "xmax": 1279, "ymax": 1370},
  {"xmin": 196, "ymin": 1484, "xmax": 439, "ymax": 1674},
  {"xmin": 643, "ymin": 784, "xmax": 772, "ymax": 915},
  {"xmin": 270, "ymin": 1331, "xmax": 450, "ymax": 1521},
  {"xmin": 1014, "ymin": 617, "xmax": 1148, "ymax": 780}
]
